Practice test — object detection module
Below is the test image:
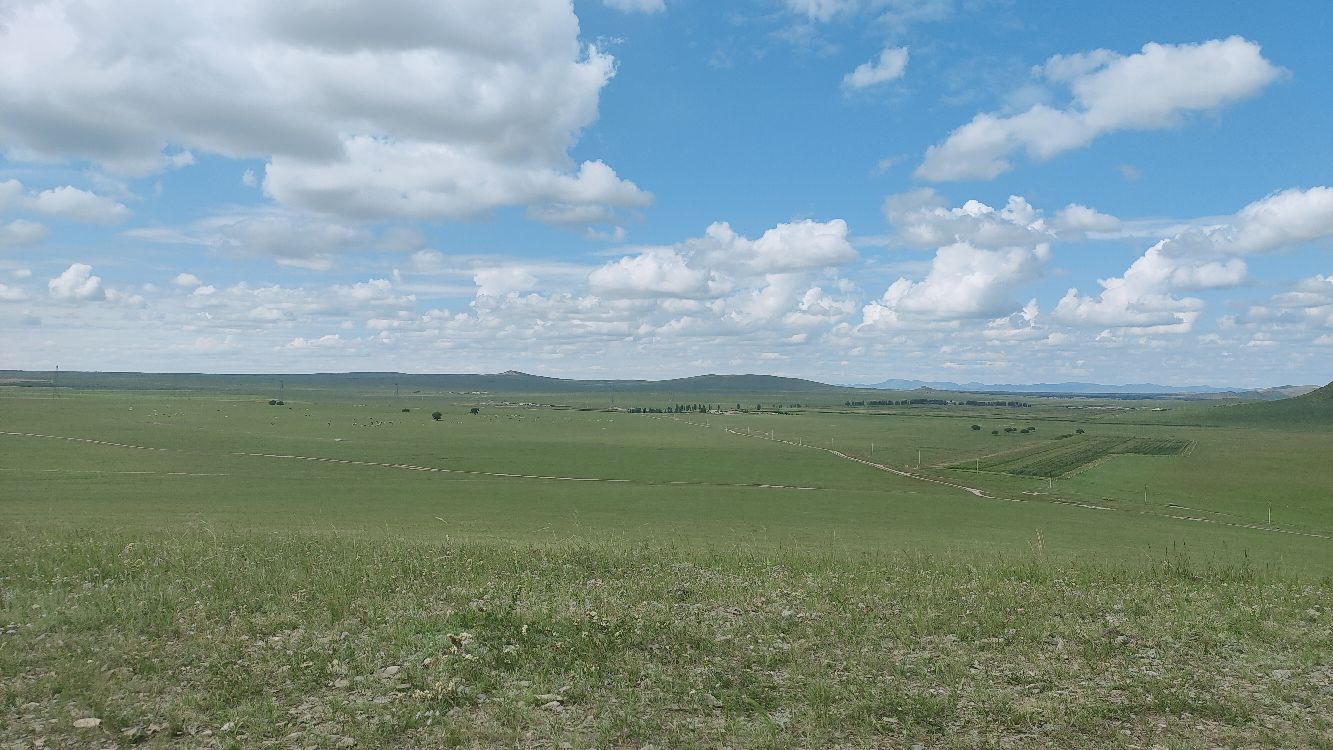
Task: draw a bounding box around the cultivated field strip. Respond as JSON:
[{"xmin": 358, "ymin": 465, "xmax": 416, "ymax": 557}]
[
  {"xmin": 958, "ymin": 435, "xmax": 1195, "ymax": 478},
  {"xmin": 661, "ymin": 419, "xmax": 1333, "ymax": 542},
  {"xmin": 0, "ymin": 430, "xmax": 822, "ymax": 493}
]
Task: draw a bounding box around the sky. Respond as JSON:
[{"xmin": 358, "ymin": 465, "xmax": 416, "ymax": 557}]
[{"xmin": 1, "ymin": 0, "xmax": 1331, "ymax": 387}]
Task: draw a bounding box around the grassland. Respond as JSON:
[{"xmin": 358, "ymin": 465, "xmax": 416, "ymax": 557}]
[
  {"xmin": 4, "ymin": 530, "xmax": 1332, "ymax": 749},
  {"xmin": 1, "ymin": 376, "xmax": 1331, "ymax": 747}
]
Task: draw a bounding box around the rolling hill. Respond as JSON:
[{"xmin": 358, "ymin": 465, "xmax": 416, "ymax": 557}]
[{"xmin": 1184, "ymin": 379, "xmax": 1333, "ymax": 428}]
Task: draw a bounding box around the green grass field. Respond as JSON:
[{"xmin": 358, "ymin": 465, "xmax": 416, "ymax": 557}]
[
  {"xmin": 2, "ymin": 377, "xmax": 1331, "ymax": 747},
  {"xmin": 1, "ymin": 384, "xmax": 1330, "ymax": 565}
]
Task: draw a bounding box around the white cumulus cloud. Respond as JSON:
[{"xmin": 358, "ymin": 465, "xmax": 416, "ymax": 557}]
[
  {"xmin": 286, "ymin": 334, "xmax": 345, "ymax": 350},
  {"xmin": 0, "ymin": 178, "xmax": 22, "ymax": 209},
  {"xmin": 1053, "ymin": 247, "xmax": 1245, "ymax": 334},
  {"xmin": 474, "ymin": 267, "xmax": 539, "ymax": 297},
  {"xmin": 843, "ymin": 47, "xmax": 909, "ymax": 90},
  {"xmin": 0, "ymin": 219, "xmax": 47, "ymax": 248},
  {"xmin": 1227, "ymin": 186, "xmax": 1333, "ymax": 252},
  {"xmin": 863, "ymin": 241, "xmax": 1050, "ymax": 325},
  {"xmin": 27, "ymin": 186, "xmax": 131, "ymax": 224},
  {"xmin": 0, "ymin": 0, "xmax": 648, "ymax": 228},
  {"xmin": 1051, "ymin": 204, "xmax": 1121, "ymax": 234},
  {"xmin": 48, "ymin": 263, "xmax": 104, "ymax": 301},
  {"xmin": 733, "ymin": 219, "xmax": 858, "ymax": 272},
  {"xmin": 589, "ymin": 249, "xmax": 727, "ymax": 300},
  {"xmin": 917, "ymin": 37, "xmax": 1282, "ymax": 181},
  {"xmin": 882, "ymin": 189, "xmax": 1118, "ymax": 247},
  {"xmin": 1053, "ymin": 185, "xmax": 1333, "ymax": 336}
]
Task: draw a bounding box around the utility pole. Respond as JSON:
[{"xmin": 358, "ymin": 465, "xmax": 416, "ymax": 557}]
[
  {"xmin": 1268, "ymin": 500, "xmax": 1272, "ymax": 525},
  {"xmin": 53, "ymin": 364, "xmax": 59, "ymax": 399},
  {"xmin": 917, "ymin": 448, "xmax": 922, "ymax": 469}
]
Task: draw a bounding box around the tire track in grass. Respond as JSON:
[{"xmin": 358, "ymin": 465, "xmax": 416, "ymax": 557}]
[
  {"xmin": 0, "ymin": 431, "xmax": 824, "ymax": 493},
  {"xmin": 6, "ymin": 427, "xmax": 1327, "ymax": 538},
  {"xmin": 228, "ymin": 449, "xmax": 632, "ymax": 484},
  {"xmin": 660, "ymin": 419, "xmax": 1333, "ymax": 542},
  {"xmin": 220, "ymin": 451, "xmax": 822, "ymax": 490}
]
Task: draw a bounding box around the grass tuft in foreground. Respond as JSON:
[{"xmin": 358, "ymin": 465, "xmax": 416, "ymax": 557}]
[{"xmin": 2, "ymin": 528, "xmax": 1331, "ymax": 749}]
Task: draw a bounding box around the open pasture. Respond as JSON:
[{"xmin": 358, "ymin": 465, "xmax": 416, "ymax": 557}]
[
  {"xmin": 2, "ymin": 377, "xmax": 1332, "ymax": 749},
  {"xmin": 1, "ymin": 380, "xmax": 1330, "ymax": 570}
]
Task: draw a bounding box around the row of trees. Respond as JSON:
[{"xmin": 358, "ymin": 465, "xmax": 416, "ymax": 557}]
[
  {"xmin": 846, "ymin": 398, "xmax": 949, "ymax": 406},
  {"xmin": 625, "ymin": 403, "xmax": 714, "ymax": 414},
  {"xmin": 625, "ymin": 403, "xmax": 805, "ymax": 414},
  {"xmin": 846, "ymin": 398, "xmax": 1030, "ymax": 408}
]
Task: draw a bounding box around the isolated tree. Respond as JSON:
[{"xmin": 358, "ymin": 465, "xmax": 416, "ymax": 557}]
[
  {"xmin": 971, "ymin": 424, "xmax": 981, "ymax": 431},
  {"xmin": 268, "ymin": 399, "xmax": 278, "ymax": 405},
  {"xmin": 1075, "ymin": 428, "xmax": 1085, "ymax": 434},
  {"xmin": 469, "ymin": 407, "xmax": 480, "ymax": 415},
  {"xmin": 401, "ymin": 408, "xmax": 411, "ymax": 413},
  {"xmin": 432, "ymin": 411, "xmax": 443, "ymax": 421}
]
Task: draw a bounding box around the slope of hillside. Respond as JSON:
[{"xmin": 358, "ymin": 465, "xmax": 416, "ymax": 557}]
[{"xmin": 1186, "ymin": 380, "xmax": 1333, "ymax": 428}]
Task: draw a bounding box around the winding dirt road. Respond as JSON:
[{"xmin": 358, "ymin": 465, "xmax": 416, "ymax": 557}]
[{"xmin": 669, "ymin": 418, "xmax": 1333, "ymax": 542}]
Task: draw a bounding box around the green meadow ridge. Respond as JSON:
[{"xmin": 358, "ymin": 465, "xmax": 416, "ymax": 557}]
[
  {"xmin": 1202, "ymin": 379, "xmax": 1333, "ymax": 427},
  {"xmin": 0, "ymin": 373, "xmax": 1331, "ymax": 747}
]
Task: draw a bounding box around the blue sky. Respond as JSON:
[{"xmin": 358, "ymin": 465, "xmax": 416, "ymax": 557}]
[{"xmin": 1, "ymin": 0, "xmax": 1331, "ymax": 386}]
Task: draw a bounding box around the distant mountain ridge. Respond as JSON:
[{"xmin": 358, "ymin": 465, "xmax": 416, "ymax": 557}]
[
  {"xmin": 1, "ymin": 369, "xmax": 1317, "ymax": 401},
  {"xmin": 0, "ymin": 370, "xmax": 836, "ymax": 395},
  {"xmin": 855, "ymin": 378, "xmax": 1316, "ymax": 398}
]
